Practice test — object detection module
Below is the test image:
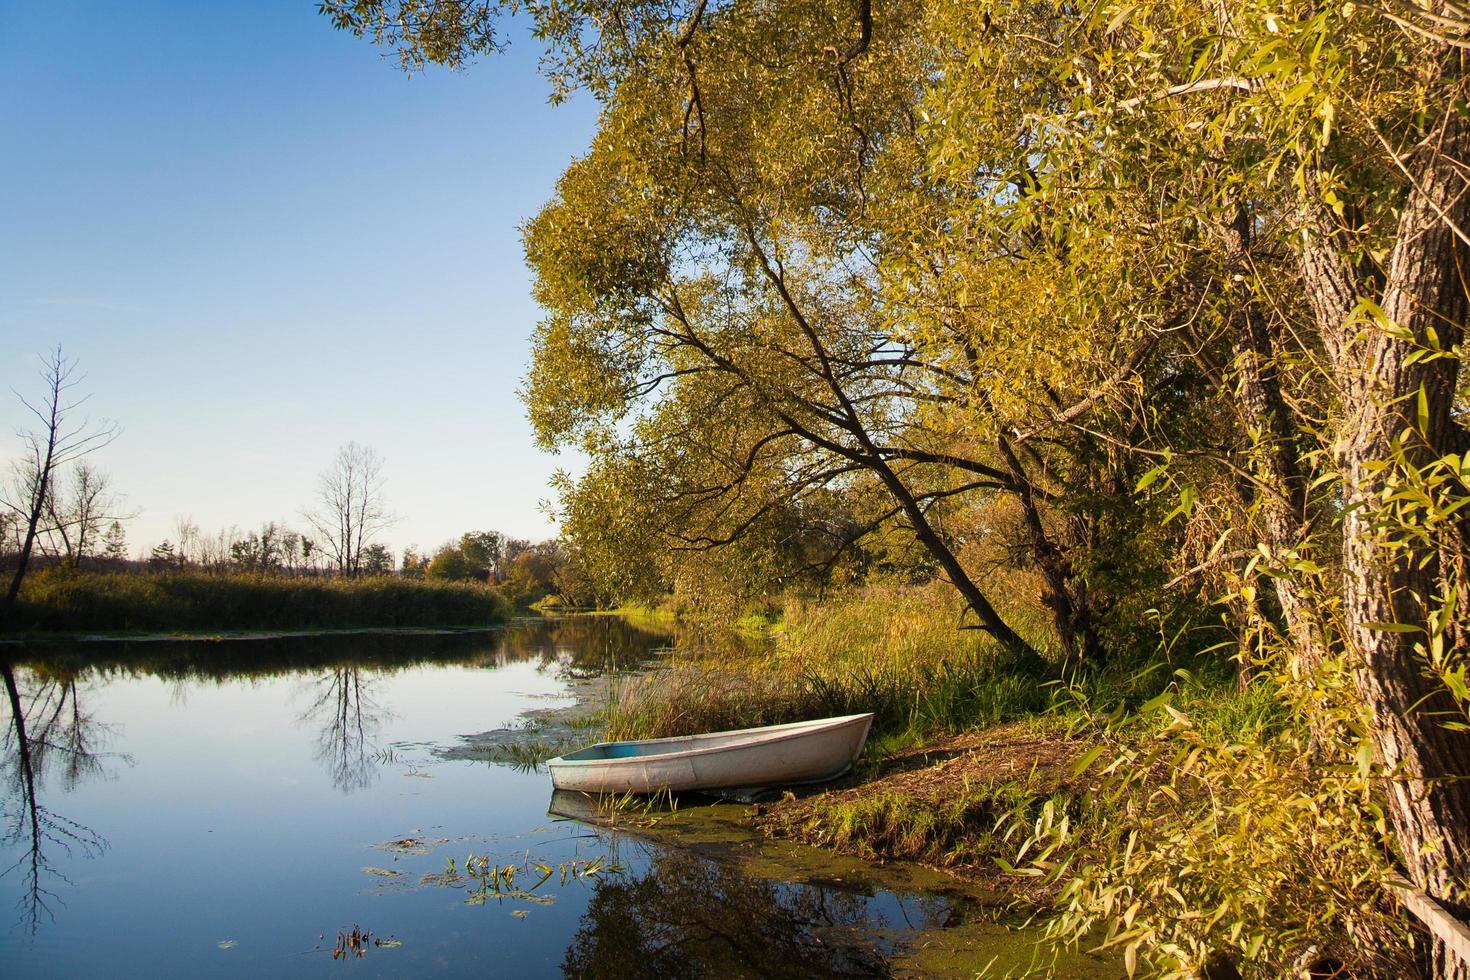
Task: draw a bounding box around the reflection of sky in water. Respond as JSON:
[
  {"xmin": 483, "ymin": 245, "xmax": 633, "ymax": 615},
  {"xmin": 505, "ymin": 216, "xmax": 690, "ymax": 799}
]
[{"xmin": 0, "ymin": 623, "xmax": 952, "ymax": 978}]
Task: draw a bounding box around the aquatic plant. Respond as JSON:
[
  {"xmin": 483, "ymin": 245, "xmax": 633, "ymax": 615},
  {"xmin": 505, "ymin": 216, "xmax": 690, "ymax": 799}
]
[{"xmin": 424, "ymin": 852, "xmax": 622, "ymax": 909}]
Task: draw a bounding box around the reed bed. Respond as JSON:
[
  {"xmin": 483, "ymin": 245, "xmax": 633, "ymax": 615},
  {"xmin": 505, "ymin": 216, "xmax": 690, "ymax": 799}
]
[{"xmin": 8, "ymin": 568, "xmax": 509, "ymax": 632}]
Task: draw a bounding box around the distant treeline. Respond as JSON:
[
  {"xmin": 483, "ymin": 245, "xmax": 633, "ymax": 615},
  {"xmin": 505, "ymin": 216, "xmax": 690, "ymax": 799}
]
[
  {"xmin": 7, "ymin": 568, "xmax": 509, "ymax": 633},
  {"xmin": 3, "ymin": 525, "xmax": 604, "ymax": 619}
]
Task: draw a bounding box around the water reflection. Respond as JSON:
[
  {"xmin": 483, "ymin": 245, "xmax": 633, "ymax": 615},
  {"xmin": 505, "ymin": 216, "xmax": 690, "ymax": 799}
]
[
  {"xmin": 563, "ymin": 844, "xmax": 902, "ymax": 978},
  {"xmin": 0, "ymin": 663, "xmax": 114, "ymax": 932},
  {"xmin": 299, "ymin": 667, "xmax": 391, "ymax": 793},
  {"xmin": 15, "ymin": 614, "xmax": 685, "ymax": 683},
  {"xmin": 546, "ymin": 792, "xmax": 956, "ymax": 978},
  {"xmin": 0, "ymin": 615, "xmax": 687, "ymax": 925},
  {"xmin": 0, "ymin": 614, "xmax": 783, "ymax": 958},
  {"xmin": 499, "ymin": 615, "xmax": 685, "ymax": 678}
]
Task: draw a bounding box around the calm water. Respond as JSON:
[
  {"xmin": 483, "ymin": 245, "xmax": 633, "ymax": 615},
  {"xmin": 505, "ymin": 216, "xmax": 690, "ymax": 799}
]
[{"xmin": 0, "ymin": 617, "xmax": 988, "ymax": 978}]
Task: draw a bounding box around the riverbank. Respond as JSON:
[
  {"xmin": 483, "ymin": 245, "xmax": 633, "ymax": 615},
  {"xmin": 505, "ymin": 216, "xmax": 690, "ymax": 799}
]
[
  {"xmin": 3, "ymin": 567, "xmax": 509, "ymax": 633},
  {"xmin": 751, "ymin": 721, "xmax": 1091, "ymax": 899}
]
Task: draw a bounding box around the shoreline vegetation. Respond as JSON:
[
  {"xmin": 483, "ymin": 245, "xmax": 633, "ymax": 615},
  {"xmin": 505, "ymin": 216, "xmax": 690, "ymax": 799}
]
[
  {"xmin": 598, "ymin": 592, "xmax": 1385, "ymax": 975},
  {"xmin": 3, "ymin": 567, "xmax": 509, "ymax": 634}
]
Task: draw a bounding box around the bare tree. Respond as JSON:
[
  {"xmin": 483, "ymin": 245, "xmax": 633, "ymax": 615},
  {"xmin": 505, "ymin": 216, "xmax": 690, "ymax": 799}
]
[
  {"xmin": 1, "ymin": 348, "xmax": 118, "ymax": 618},
  {"xmin": 171, "ymin": 515, "xmax": 200, "ymax": 567},
  {"xmin": 194, "ymin": 525, "xmax": 234, "ymax": 571},
  {"xmin": 299, "ymin": 667, "xmax": 391, "ymax": 793},
  {"xmin": 304, "ymin": 442, "xmax": 393, "ymax": 577},
  {"xmin": 38, "ymin": 463, "xmax": 131, "ymax": 567}
]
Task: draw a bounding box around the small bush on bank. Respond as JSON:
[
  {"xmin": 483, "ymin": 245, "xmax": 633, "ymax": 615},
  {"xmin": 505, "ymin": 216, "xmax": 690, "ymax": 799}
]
[{"xmin": 8, "ymin": 567, "xmax": 509, "ymax": 632}]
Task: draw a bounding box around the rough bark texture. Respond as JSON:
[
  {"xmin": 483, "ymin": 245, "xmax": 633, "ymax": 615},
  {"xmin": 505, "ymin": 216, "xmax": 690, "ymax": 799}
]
[{"xmin": 1335, "ymin": 102, "xmax": 1470, "ymax": 957}]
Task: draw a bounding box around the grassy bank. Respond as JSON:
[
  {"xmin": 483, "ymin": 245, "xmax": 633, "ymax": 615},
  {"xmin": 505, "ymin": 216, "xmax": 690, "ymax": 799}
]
[
  {"xmin": 752, "ymin": 722, "xmax": 1093, "ymax": 892},
  {"xmin": 606, "ymin": 582, "xmax": 1179, "ymax": 750},
  {"xmin": 5, "ymin": 567, "xmax": 509, "ymax": 633},
  {"xmin": 603, "ymin": 585, "xmax": 1102, "ymax": 871}
]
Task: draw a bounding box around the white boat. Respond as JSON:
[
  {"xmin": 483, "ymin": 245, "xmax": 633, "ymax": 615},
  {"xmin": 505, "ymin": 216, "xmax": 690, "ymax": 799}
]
[{"xmin": 546, "ymin": 713, "xmax": 874, "ymax": 794}]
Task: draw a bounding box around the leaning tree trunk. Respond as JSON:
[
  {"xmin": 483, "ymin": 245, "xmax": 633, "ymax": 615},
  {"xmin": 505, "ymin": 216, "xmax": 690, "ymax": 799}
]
[
  {"xmin": 995, "ymin": 434, "xmax": 1102, "ymax": 663},
  {"xmin": 1337, "ymin": 103, "xmax": 1470, "ymax": 976}
]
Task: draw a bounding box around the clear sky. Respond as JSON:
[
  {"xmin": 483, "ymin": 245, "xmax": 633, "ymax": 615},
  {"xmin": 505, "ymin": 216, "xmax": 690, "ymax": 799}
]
[{"xmin": 0, "ymin": 0, "xmax": 597, "ymax": 559}]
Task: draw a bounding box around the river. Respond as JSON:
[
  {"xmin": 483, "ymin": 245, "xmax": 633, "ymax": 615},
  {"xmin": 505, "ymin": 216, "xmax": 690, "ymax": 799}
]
[{"xmin": 0, "ymin": 615, "xmax": 1104, "ymax": 978}]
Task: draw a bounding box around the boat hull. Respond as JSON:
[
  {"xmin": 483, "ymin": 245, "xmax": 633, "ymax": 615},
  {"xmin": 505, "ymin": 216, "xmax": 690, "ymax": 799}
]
[{"xmin": 546, "ymin": 713, "xmax": 874, "ymax": 794}]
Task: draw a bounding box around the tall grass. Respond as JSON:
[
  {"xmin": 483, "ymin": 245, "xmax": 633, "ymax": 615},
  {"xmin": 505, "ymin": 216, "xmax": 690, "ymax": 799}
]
[
  {"xmin": 606, "ymin": 583, "xmax": 1055, "ymax": 744},
  {"xmin": 795, "ymin": 778, "xmax": 1088, "ymax": 868},
  {"xmin": 603, "ymin": 582, "xmax": 1250, "ymax": 748},
  {"xmin": 8, "ymin": 567, "xmax": 509, "ymax": 633},
  {"xmin": 776, "ymin": 582, "xmax": 1058, "ymax": 674}
]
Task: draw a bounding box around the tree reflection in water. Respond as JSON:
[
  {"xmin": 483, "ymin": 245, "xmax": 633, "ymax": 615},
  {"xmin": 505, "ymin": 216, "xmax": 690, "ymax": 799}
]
[
  {"xmin": 299, "ymin": 667, "xmax": 392, "ymax": 793},
  {"xmin": 562, "ymin": 845, "xmax": 896, "ymax": 979},
  {"xmin": 0, "ymin": 663, "xmax": 115, "ymax": 932},
  {"xmin": 495, "ymin": 615, "xmax": 684, "ymax": 679},
  {"xmin": 290, "ymin": 619, "xmax": 677, "ymax": 791}
]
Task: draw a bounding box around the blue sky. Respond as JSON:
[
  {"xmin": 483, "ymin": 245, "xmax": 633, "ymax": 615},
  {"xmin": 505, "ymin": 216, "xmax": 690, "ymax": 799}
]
[{"xmin": 0, "ymin": 0, "xmax": 598, "ymax": 558}]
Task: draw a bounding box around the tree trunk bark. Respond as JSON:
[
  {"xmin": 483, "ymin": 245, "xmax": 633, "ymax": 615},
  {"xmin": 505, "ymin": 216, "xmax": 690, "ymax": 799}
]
[{"xmin": 1336, "ymin": 103, "xmax": 1470, "ymax": 965}]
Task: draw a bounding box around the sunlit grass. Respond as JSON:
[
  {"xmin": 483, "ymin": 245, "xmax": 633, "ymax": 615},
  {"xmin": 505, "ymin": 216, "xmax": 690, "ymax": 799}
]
[
  {"xmin": 605, "ymin": 583, "xmax": 1055, "ymax": 746},
  {"xmin": 602, "ymin": 583, "xmax": 1247, "ymax": 753}
]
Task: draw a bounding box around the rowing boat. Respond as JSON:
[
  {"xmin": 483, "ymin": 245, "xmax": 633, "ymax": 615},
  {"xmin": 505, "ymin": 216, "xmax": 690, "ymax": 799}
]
[{"xmin": 546, "ymin": 713, "xmax": 874, "ymax": 794}]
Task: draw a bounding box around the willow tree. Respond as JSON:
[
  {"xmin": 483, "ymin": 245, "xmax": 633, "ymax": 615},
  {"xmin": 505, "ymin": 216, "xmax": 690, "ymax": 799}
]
[
  {"xmin": 521, "ymin": 0, "xmax": 1207, "ymax": 667},
  {"xmin": 324, "ymin": 5, "xmax": 1190, "ymax": 666}
]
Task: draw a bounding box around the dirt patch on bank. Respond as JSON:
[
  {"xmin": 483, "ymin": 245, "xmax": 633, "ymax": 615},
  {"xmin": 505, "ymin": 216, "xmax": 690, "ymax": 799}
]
[
  {"xmin": 858, "ymin": 724, "xmax": 1085, "ymax": 791},
  {"xmin": 751, "ymin": 722, "xmax": 1091, "ymax": 897}
]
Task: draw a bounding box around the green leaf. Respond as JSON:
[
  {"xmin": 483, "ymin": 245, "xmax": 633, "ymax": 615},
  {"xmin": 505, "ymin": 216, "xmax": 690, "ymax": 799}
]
[
  {"xmin": 1106, "ymin": 5, "xmax": 1135, "ymax": 33},
  {"xmin": 1162, "ymin": 486, "xmax": 1196, "ymax": 525},
  {"xmin": 1362, "ymin": 621, "xmax": 1421, "ymax": 633},
  {"xmin": 1282, "ymin": 78, "xmax": 1315, "ymax": 106},
  {"xmin": 1073, "ymin": 744, "xmax": 1107, "ymax": 776},
  {"xmin": 1135, "ymin": 465, "xmax": 1166, "ymax": 492},
  {"xmin": 1356, "ymin": 740, "xmax": 1375, "ymax": 777}
]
